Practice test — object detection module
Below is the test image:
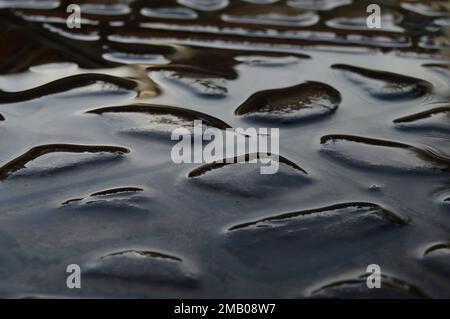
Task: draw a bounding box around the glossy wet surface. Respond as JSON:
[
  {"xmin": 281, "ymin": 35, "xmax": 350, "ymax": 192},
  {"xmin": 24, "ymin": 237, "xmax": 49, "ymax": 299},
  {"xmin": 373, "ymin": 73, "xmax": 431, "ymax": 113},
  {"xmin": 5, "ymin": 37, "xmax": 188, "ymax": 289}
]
[{"xmin": 0, "ymin": 0, "xmax": 449, "ymax": 298}]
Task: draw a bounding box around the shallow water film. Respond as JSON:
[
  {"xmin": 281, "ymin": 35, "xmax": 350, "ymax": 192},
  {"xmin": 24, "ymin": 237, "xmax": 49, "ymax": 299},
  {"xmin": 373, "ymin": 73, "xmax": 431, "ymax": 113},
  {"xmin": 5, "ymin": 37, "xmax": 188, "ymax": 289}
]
[{"xmin": 0, "ymin": 0, "xmax": 449, "ymax": 299}]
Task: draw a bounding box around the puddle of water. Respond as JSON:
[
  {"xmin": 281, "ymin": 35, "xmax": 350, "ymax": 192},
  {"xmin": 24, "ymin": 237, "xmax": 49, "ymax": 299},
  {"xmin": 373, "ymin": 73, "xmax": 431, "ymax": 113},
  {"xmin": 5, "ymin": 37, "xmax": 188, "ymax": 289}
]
[{"xmin": 0, "ymin": 0, "xmax": 449, "ymax": 298}]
